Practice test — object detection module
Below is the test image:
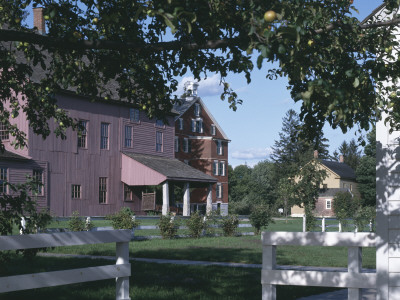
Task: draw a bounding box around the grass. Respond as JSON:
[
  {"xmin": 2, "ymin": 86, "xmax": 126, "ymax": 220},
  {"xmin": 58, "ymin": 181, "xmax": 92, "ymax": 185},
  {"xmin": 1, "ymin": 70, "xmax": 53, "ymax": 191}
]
[{"xmin": 1, "ymin": 255, "xmax": 340, "ymax": 300}]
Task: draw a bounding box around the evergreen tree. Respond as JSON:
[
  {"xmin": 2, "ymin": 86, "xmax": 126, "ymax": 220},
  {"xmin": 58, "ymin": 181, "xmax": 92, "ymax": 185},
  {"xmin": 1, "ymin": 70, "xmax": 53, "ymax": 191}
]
[
  {"xmin": 356, "ymin": 128, "xmax": 376, "ymax": 207},
  {"xmin": 333, "ymin": 139, "xmax": 362, "ymax": 170}
]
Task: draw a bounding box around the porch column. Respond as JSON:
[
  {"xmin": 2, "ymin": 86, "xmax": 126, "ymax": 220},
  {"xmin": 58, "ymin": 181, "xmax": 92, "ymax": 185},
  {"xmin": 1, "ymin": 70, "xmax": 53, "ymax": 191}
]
[
  {"xmin": 183, "ymin": 182, "xmax": 190, "ymax": 216},
  {"xmin": 162, "ymin": 181, "xmax": 169, "ymax": 216},
  {"xmin": 206, "ymin": 184, "xmax": 212, "ymax": 215}
]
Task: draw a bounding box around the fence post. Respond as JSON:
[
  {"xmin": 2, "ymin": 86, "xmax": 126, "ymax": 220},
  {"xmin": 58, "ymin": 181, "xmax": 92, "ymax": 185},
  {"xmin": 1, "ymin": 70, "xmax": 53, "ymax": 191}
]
[
  {"xmin": 348, "ymin": 246, "xmax": 362, "ymax": 300},
  {"xmin": 322, "ymin": 217, "xmax": 325, "ymax": 232},
  {"xmin": 369, "ymin": 220, "xmax": 373, "ymax": 232},
  {"xmin": 20, "ymin": 217, "xmax": 26, "ymax": 234},
  {"xmin": 262, "ymin": 243, "xmax": 276, "ymax": 300},
  {"xmin": 116, "ymin": 241, "xmax": 131, "ymax": 300},
  {"xmin": 302, "ymin": 215, "xmax": 306, "ymax": 232},
  {"xmin": 339, "ymin": 221, "xmax": 342, "ymax": 232}
]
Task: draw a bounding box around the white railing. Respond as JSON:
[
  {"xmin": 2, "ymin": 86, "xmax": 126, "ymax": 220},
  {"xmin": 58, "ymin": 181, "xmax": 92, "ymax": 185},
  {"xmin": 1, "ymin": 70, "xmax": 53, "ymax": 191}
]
[
  {"xmin": 302, "ymin": 216, "xmax": 374, "ymax": 232},
  {"xmin": 0, "ymin": 230, "xmax": 131, "ymax": 300},
  {"xmin": 261, "ymin": 232, "xmax": 376, "ymax": 300}
]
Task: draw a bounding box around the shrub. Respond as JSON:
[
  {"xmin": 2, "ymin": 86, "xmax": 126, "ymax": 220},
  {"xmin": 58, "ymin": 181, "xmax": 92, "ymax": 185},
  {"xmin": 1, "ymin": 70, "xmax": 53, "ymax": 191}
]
[
  {"xmin": 220, "ymin": 214, "xmax": 239, "ymax": 237},
  {"xmin": 186, "ymin": 211, "xmax": 207, "ymax": 238},
  {"xmin": 106, "ymin": 207, "xmax": 140, "ymax": 229},
  {"xmin": 158, "ymin": 214, "xmax": 180, "ymax": 239},
  {"xmin": 249, "ymin": 204, "xmax": 273, "ymax": 235},
  {"xmin": 68, "ymin": 211, "xmax": 88, "ymax": 232}
]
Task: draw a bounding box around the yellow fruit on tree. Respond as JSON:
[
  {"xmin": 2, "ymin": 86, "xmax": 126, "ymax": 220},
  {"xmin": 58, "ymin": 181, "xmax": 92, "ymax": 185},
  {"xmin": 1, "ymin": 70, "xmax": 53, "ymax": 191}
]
[{"xmin": 263, "ymin": 10, "xmax": 276, "ymax": 23}]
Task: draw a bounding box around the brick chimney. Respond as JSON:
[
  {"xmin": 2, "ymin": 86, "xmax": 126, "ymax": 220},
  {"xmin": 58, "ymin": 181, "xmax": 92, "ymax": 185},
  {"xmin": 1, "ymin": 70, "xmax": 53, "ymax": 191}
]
[
  {"xmin": 339, "ymin": 155, "xmax": 344, "ymax": 163},
  {"xmin": 313, "ymin": 150, "xmax": 318, "ymax": 159},
  {"xmin": 33, "ymin": 7, "xmax": 45, "ymax": 34}
]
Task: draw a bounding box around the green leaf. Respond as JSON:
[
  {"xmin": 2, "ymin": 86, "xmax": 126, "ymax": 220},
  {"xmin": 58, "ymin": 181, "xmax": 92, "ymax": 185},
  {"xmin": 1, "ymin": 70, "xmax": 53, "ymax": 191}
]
[{"xmin": 353, "ymin": 78, "xmax": 360, "ymax": 88}]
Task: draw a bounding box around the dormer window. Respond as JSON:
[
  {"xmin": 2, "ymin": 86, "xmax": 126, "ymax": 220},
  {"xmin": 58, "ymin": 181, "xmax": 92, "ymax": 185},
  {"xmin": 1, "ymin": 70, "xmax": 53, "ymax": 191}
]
[{"xmin": 194, "ymin": 103, "xmax": 201, "ymax": 117}]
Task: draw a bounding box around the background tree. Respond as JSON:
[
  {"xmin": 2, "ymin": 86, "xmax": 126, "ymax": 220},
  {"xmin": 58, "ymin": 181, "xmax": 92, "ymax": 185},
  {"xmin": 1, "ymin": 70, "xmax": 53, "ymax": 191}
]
[
  {"xmin": 356, "ymin": 127, "xmax": 376, "ymax": 207},
  {"xmin": 333, "ymin": 139, "xmax": 362, "ymax": 170},
  {"xmin": 1, "ymin": 1, "xmax": 400, "ymax": 151}
]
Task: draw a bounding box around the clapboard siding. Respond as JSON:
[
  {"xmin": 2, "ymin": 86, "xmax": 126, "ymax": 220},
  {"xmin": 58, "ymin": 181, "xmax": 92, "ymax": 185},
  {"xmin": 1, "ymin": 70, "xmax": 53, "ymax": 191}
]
[{"xmin": 9, "ymin": 93, "xmax": 176, "ymax": 216}]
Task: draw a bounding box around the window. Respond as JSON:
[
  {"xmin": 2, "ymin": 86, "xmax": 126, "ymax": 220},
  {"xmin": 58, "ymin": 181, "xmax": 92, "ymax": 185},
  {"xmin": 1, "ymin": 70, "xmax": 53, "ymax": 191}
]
[
  {"xmin": 175, "ymin": 136, "xmax": 179, "ymax": 152},
  {"xmin": 156, "ymin": 119, "xmax": 164, "ymax": 127},
  {"xmin": 33, "ymin": 170, "xmax": 43, "ymax": 195},
  {"xmin": 0, "ymin": 168, "xmax": 8, "ymax": 193},
  {"xmin": 100, "ymin": 123, "xmax": 109, "ymax": 149},
  {"xmin": 99, "ymin": 177, "xmax": 107, "ymax": 204},
  {"xmin": 211, "ymin": 124, "xmax": 216, "ymax": 136},
  {"xmin": 326, "ymin": 199, "xmax": 332, "ymax": 210},
  {"xmin": 191, "ymin": 119, "xmax": 203, "ymax": 133},
  {"xmin": 216, "ymin": 140, "xmax": 223, "ymax": 155},
  {"xmin": 124, "ymin": 184, "xmax": 133, "ymax": 201},
  {"xmin": 213, "ymin": 161, "xmax": 218, "ymax": 176},
  {"xmin": 322, "ymin": 184, "xmax": 328, "ymax": 189},
  {"xmin": 124, "ymin": 125, "xmax": 133, "ymax": 148},
  {"xmin": 78, "ymin": 120, "xmax": 87, "ymax": 148},
  {"xmin": 216, "ymin": 183, "xmax": 223, "ymax": 199},
  {"xmin": 183, "ymin": 138, "xmax": 191, "ymax": 153},
  {"xmin": 71, "ymin": 184, "xmax": 81, "ymax": 199},
  {"xmin": 129, "ymin": 108, "xmax": 140, "ymax": 122},
  {"xmin": 194, "ymin": 103, "xmax": 201, "ymax": 117},
  {"xmin": 178, "ymin": 118, "xmax": 183, "ymax": 130},
  {"xmin": 0, "ymin": 123, "xmax": 9, "ymax": 141},
  {"xmin": 219, "ymin": 161, "xmax": 225, "ymax": 176},
  {"xmin": 156, "ymin": 131, "xmax": 163, "ymax": 152}
]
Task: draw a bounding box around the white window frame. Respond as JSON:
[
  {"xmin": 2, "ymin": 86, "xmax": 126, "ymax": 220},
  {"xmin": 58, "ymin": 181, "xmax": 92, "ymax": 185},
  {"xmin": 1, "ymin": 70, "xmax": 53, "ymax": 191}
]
[
  {"xmin": 326, "ymin": 199, "xmax": 332, "ymax": 210},
  {"xmin": 0, "ymin": 167, "xmax": 8, "ymax": 194},
  {"xmin": 124, "ymin": 125, "xmax": 133, "ymax": 148},
  {"xmin": 183, "ymin": 138, "xmax": 189, "ymax": 153},
  {"xmin": 194, "ymin": 103, "xmax": 201, "ymax": 117},
  {"xmin": 78, "ymin": 120, "xmax": 88, "ymax": 149},
  {"xmin": 99, "ymin": 177, "xmax": 107, "ymax": 204},
  {"xmin": 191, "ymin": 118, "xmax": 203, "ymax": 133},
  {"xmin": 129, "ymin": 108, "xmax": 140, "ymax": 122},
  {"xmin": 100, "ymin": 122, "xmax": 110, "ymax": 150},
  {"xmin": 178, "ymin": 118, "xmax": 184, "ymax": 130},
  {"xmin": 0, "ymin": 123, "xmax": 9, "ymax": 141},
  {"xmin": 211, "ymin": 124, "xmax": 216, "ymax": 136},
  {"xmin": 175, "ymin": 136, "xmax": 179, "ymax": 152},
  {"xmin": 219, "ymin": 161, "xmax": 225, "ymax": 176},
  {"xmin": 33, "ymin": 169, "xmax": 43, "ymax": 196},
  {"xmin": 71, "ymin": 184, "xmax": 81, "ymax": 199},
  {"xmin": 213, "ymin": 160, "xmax": 219, "ymax": 176},
  {"xmin": 217, "ymin": 140, "xmax": 223, "ymax": 155},
  {"xmin": 216, "ymin": 183, "xmax": 222, "ymax": 199},
  {"xmin": 156, "ymin": 131, "xmax": 163, "ymax": 152}
]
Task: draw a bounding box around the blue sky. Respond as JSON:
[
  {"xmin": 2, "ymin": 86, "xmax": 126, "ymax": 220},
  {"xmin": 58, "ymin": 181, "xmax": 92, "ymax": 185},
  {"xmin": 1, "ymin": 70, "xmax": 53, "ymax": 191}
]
[{"xmin": 175, "ymin": 0, "xmax": 382, "ymax": 167}]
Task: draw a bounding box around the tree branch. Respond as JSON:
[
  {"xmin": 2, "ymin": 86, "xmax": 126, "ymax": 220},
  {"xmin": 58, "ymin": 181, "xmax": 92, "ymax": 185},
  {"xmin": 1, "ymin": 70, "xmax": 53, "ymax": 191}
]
[{"xmin": 0, "ymin": 29, "xmax": 237, "ymax": 52}]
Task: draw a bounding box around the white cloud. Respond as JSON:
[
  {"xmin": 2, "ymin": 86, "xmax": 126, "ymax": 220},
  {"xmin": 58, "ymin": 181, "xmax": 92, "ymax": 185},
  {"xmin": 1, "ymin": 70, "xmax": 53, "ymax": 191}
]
[
  {"xmin": 176, "ymin": 74, "xmax": 224, "ymax": 97},
  {"xmin": 231, "ymin": 148, "xmax": 272, "ymax": 160}
]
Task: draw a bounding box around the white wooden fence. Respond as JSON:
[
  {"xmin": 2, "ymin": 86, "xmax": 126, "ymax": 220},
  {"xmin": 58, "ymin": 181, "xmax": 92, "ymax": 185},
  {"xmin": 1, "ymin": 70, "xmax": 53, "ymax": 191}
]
[
  {"xmin": 302, "ymin": 216, "xmax": 374, "ymax": 233},
  {"xmin": 0, "ymin": 230, "xmax": 131, "ymax": 300},
  {"xmin": 261, "ymin": 232, "xmax": 377, "ymax": 300}
]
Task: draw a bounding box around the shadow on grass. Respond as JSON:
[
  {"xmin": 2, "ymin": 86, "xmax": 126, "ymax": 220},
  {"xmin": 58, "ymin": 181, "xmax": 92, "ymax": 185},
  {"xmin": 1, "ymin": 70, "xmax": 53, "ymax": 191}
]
[{"xmin": 1, "ymin": 256, "xmax": 339, "ymax": 300}]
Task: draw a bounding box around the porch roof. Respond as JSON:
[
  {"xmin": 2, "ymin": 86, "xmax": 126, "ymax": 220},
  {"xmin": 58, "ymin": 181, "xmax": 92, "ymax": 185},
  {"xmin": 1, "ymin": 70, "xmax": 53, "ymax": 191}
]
[{"xmin": 121, "ymin": 152, "xmax": 217, "ymax": 186}]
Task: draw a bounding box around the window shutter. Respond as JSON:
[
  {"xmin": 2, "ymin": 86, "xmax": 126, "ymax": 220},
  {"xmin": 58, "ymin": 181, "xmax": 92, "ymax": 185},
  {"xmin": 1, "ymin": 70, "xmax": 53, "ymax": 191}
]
[
  {"xmin": 188, "ymin": 140, "xmax": 192, "ymax": 153},
  {"xmin": 191, "ymin": 120, "xmax": 195, "ymax": 132},
  {"xmin": 212, "ymin": 162, "xmax": 216, "ymax": 175},
  {"xmin": 221, "ymin": 184, "xmax": 223, "ymax": 198}
]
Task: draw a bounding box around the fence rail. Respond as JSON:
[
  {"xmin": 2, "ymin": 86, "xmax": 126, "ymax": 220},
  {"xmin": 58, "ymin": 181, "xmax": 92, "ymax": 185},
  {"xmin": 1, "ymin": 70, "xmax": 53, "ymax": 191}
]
[
  {"xmin": 0, "ymin": 230, "xmax": 131, "ymax": 300},
  {"xmin": 261, "ymin": 232, "xmax": 376, "ymax": 300}
]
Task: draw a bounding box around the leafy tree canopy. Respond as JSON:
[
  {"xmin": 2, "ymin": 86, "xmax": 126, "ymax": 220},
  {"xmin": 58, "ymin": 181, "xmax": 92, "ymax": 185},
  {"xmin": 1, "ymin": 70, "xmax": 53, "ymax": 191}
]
[
  {"xmin": 333, "ymin": 138, "xmax": 362, "ymax": 170},
  {"xmin": 1, "ymin": 1, "xmax": 400, "ymax": 150}
]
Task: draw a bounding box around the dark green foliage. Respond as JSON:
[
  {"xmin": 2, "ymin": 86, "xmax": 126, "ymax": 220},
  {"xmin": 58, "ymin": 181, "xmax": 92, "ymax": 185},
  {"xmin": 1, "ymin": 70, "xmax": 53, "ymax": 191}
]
[
  {"xmin": 158, "ymin": 214, "xmax": 180, "ymax": 239},
  {"xmin": 249, "ymin": 204, "xmax": 273, "ymax": 235},
  {"xmin": 333, "ymin": 139, "xmax": 362, "ymax": 170},
  {"xmin": 0, "ymin": 179, "xmax": 52, "ymax": 261},
  {"xmin": 186, "ymin": 211, "xmax": 206, "ymax": 238},
  {"xmin": 356, "ymin": 127, "xmax": 376, "ymax": 207},
  {"xmin": 106, "ymin": 207, "xmax": 140, "ymax": 229},
  {"xmin": 220, "ymin": 215, "xmax": 239, "ymax": 237},
  {"xmin": 68, "ymin": 211, "xmax": 92, "ymax": 232}
]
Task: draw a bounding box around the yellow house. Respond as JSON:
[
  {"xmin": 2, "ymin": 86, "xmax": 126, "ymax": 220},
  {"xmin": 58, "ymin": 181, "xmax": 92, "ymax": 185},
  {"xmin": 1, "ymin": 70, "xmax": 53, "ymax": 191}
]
[{"xmin": 291, "ymin": 154, "xmax": 358, "ymax": 217}]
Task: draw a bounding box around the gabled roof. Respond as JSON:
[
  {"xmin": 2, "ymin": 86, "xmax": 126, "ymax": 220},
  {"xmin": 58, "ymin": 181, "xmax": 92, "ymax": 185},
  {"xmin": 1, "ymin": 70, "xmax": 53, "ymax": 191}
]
[
  {"xmin": 0, "ymin": 150, "xmax": 31, "ymax": 162},
  {"xmin": 173, "ymin": 96, "xmax": 229, "ymax": 140},
  {"xmin": 320, "ymin": 160, "xmax": 356, "ymax": 180},
  {"xmin": 122, "ymin": 152, "xmax": 217, "ymax": 183}
]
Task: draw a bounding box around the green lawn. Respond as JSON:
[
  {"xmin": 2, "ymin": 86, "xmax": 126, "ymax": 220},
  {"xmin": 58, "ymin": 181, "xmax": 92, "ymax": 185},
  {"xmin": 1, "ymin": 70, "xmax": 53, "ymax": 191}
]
[{"xmin": 1, "ymin": 255, "xmax": 340, "ymax": 300}]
